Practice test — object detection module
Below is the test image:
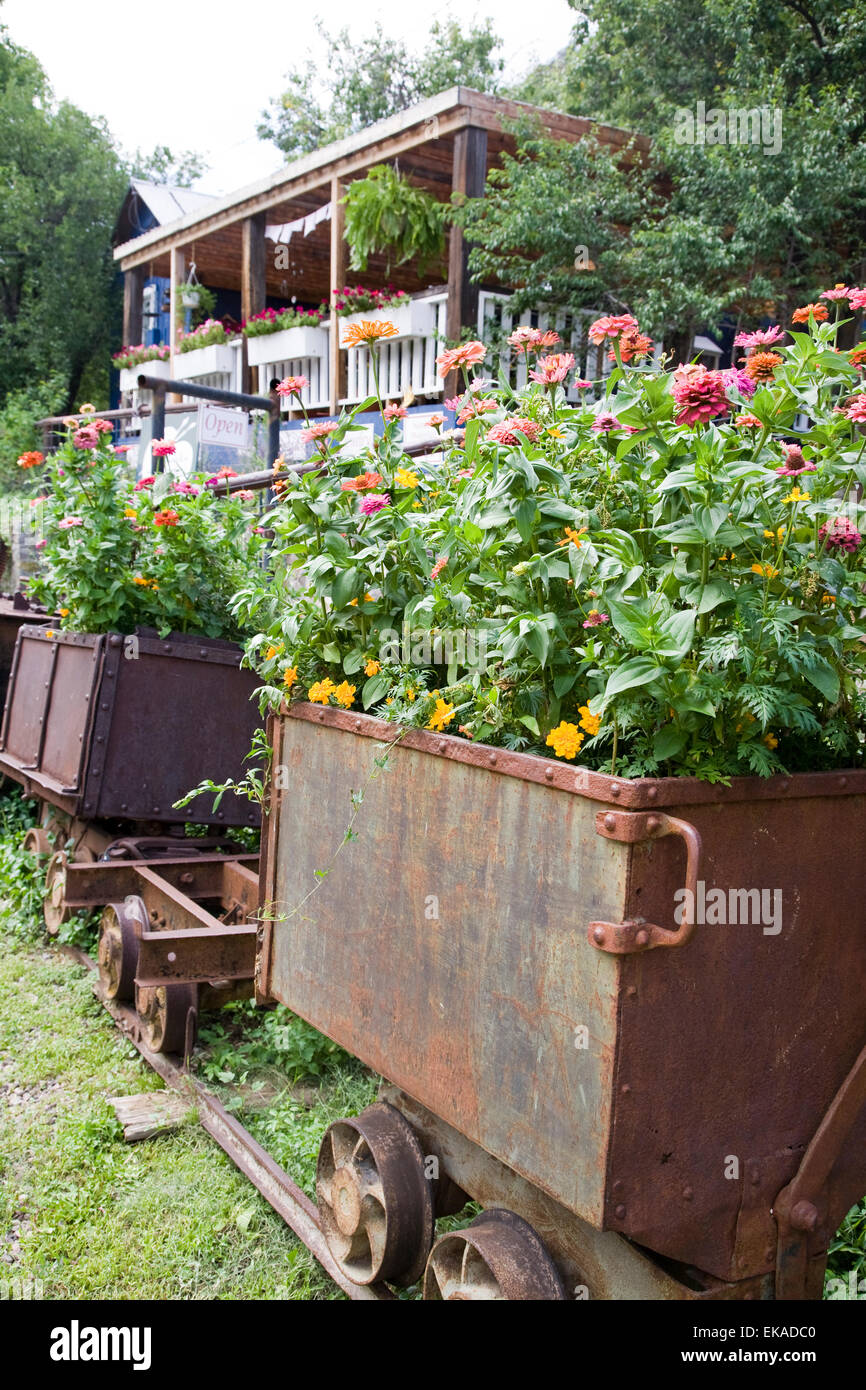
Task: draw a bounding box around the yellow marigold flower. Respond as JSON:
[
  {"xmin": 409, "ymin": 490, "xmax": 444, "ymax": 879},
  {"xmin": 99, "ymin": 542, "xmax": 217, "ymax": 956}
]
[
  {"xmin": 308, "ymin": 678, "xmax": 335, "ymax": 705},
  {"xmin": 341, "ymin": 320, "xmax": 400, "ymax": 349},
  {"xmin": 364, "ymin": 593, "xmax": 374, "ymax": 602},
  {"xmin": 427, "ymin": 697, "xmax": 456, "ymax": 732},
  {"xmin": 266, "ymin": 645, "xmax": 279, "ymax": 660},
  {"xmin": 365, "ymin": 659, "xmax": 380, "ymax": 676},
  {"xmin": 821, "ymin": 593, "xmax": 835, "ymax": 606},
  {"xmin": 546, "ymin": 721, "xmax": 585, "ymax": 760},
  {"xmin": 133, "ymin": 575, "xmax": 149, "ymax": 586},
  {"xmin": 333, "ymin": 680, "xmax": 356, "ymax": 708},
  {"xmin": 578, "ymin": 704, "xmax": 601, "ymax": 737},
  {"xmin": 283, "ymin": 666, "xmax": 298, "ymax": 689},
  {"xmin": 59, "ymin": 607, "xmax": 69, "ymax": 617},
  {"xmin": 751, "ymin": 563, "xmax": 779, "ymax": 579},
  {"xmin": 764, "ymin": 732, "xmax": 779, "ymax": 750},
  {"xmin": 546, "ymin": 426, "xmax": 565, "ymax": 439},
  {"xmin": 124, "ymin": 507, "xmax": 137, "ymax": 518},
  {"xmin": 558, "ymin": 525, "xmax": 586, "ymax": 548},
  {"xmin": 406, "ymin": 688, "xmax": 415, "ymax": 701},
  {"xmin": 348, "ymin": 597, "xmax": 359, "ymax": 606},
  {"xmin": 782, "ymin": 488, "xmax": 810, "ymax": 503},
  {"xmin": 395, "ymin": 468, "xmax": 419, "ymax": 489},
  {"xmin": 763, "ymin": 526, "xmax": 785, "ymax": 543}
]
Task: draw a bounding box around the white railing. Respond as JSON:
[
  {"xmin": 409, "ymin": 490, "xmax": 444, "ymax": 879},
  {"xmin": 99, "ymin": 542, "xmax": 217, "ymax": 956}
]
[{"xmin": 120, "ymin": 289, "xmax": 671, "ymax": 418}]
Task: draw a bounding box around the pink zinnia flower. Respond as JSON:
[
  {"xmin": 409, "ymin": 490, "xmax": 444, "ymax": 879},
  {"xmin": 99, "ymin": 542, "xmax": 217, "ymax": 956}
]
[
  {"xmin": 172, "ymin": 481, "xmax": 200, "ymax": 495},
  {"xmin": 58, "ymin": 516, "xmax": 83, "ymax": 529},
  {"xmin": 302, "ymin": 422, "xmax": 338, "ymax": 443},
  {"xmin": 848, "ymin": 288, "xmax": 866, "ymax": 310},
  {"xmin": 671, "ymin": 363, "xmax": 729, "ymax": 427},
  {"xmin": 583, "ymin": 610, "xmax": 610, "ymax": 628},
  {"xmin": 775, "ymin": 442, "xmax": 817, "ymax": 477},
  {"xmin": 573, "ymin": 377, "xmax": 593, "ymax": 390},
  {"xmin": 235, "ymin": 489, "xmax": 254, "ymax": 500},
  {"xmin": 844, "ymin": 393, "xmax": 866, "ymax": 423},
  {"xmin": 359, "ymin": 493, "xmax": 391, "ymax": 515},
  {"xmin": 91, "ymin": 417, "xmax": 113, "ymax": 434},
  {"xmin": 486, "ymin": 417, "xmax": 542, "ymax": 445},
  {"xmin": 134, "ymin": 475, "xmax": 155, "ymax": 491},
  {"xmin": 444, "ymin": 396, "xmax": 463, "ymax": 412},
  {"xmin": 507, "ymin": 327, "xmax": 560, "ymax": 354},
  {"xmin": 456, "ymin": 398, "xmax": 498, "ymax": 424},
  {"xmin": 457, "ymin": 468, "xmax": 474, "ymax": 479},
  {"xmin": 383, "ymin": 403, "xmax": 408, "ymax": 421},
  {"xmin": 435, "ymin": 341, "xmax": 487, "ymax": 377},
  {"xmin": 819, "ymin": 517, "xmax": 862, "ymax": 553},
  {"xmin": 151, "ymin": 439, "xmax": 176, "ymax": 457},
  {"xmin": 115, "ymin": 445, "xmax": 131, "ymax": 454},
  {"xmin": 529, "ymin": 352, "xmax": 576, "ymax": 384},
  {"xmin": 276, "ymin": 375, "xmax": 309, "ymax": 397},
  {"xmin": 427, "ymin": 413, "xmax": 444, "ymax": 428},
  {"xmin": 588, "ymin": 314, "xmax": 638, "ymax": 345},
  {"xmin": 724, "ymin": 367, "xmax": 757, "ymax": 400},
  {"xmin": 35, "ymin": 539, "xmax": 47, "ymax": 549},
  {"xmin": 591, "ymin": 412, "xmax": 622, "ymax": 433},
  {"xmin": 821, "ymin": 285, "xmax": 850, "ymax": 301},
  {"xmin": 430, "ymin": 556, "xmax": 447, "ymax": 580},
  {"xmin": 733, "ymin": 326, "xmax": 786, "ymax": 351},
  {"xmin": 72, "ymin": 426, "xmax": 100, "ymax": 449}
]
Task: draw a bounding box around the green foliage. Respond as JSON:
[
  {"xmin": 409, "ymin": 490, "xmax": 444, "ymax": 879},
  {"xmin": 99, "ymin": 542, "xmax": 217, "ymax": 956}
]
[
  {"xmin": 343, "ymin": 165, "xmax": 448, "ymax": 275},
  {"xmin": 0, "ymin": 372, "xmax": 66, "ymax": 492},
  {"xmin": 197, "ymin": 999, "xmax": 355, "ymax": 1087},
  {"xmin": 239, "ymin": 308, "xmax": 866, "ymax": 780},
  {"xmin": 27, "ymin": 417, "xmax": 266, "ymax": 639},
  {"xmin": 0, "ymin": 26, "xmax": 126, "ymax": 414},
  {"xmin": 128, "ymin": 143, "xmax": 208, "ymax": 189},
  {"xmin": 258, "ymin": 18, "xmax": 503, "ymax": 158}
]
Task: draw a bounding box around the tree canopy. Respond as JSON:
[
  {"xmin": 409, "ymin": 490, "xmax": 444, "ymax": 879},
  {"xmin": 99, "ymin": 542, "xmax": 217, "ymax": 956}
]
[
  {"xmin": 258, "ymin": 19, "xmax": 504, "ymax": 159},
  {"xmin": 481, "ymin": 0, "xmax": 866, "ymax": 346}
]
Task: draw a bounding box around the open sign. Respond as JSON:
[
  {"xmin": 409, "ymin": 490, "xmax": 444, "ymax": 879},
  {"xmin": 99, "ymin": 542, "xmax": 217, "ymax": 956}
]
[{"xmin": 197, "ymin": 404, "xmax": 250, "ymax": 450}]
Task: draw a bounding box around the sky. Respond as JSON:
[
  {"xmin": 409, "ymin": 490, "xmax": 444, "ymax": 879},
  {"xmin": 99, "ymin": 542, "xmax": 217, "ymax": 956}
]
[{"xmin": 2, "ymin": 0, "xmax": 577, "ymax": 195}]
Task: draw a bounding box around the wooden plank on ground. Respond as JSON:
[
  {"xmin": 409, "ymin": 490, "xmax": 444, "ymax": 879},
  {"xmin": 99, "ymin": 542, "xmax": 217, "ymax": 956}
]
[{"xmin": 108, "ymin": 1090, "xmax": 191, "ymax": 1142}]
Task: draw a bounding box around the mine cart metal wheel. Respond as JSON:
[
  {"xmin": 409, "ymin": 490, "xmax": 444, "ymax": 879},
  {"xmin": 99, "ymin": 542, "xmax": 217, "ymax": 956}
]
[
  {"xmin": 22, "ymin": 827, "xmax": 52, "ymax": 856},
  {"xmin": 97, "ymin": 901, "xmax": 143, "ymax": 1002},
  {"xmin": 423, "ymin": 1209, "xmax": 566, "ymax": 1301},
  {"xmin": 43, "ymin": 851, "xmax": 71, "ymax": 934},
  {"xmin": 316, "ymin": 1102, "xmax": 434, "ymax": 1286},
  {"xmin": 135, "ymin": 982, "xmax": 198, "ymax": 1055}
]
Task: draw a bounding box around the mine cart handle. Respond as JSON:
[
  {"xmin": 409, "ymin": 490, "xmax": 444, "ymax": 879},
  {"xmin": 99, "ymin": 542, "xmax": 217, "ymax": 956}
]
[{"xmin": 588, "ymin": 810, "xmax": 702, "ymax": 954}]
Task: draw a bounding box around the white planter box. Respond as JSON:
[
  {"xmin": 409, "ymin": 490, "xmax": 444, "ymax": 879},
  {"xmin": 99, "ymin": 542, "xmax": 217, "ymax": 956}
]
[
  {"xmin": 119, "ymin": 358, "xmax": 172, "ymax": 392},
  {"xmin": 246, "ymin": 325, "xmax": 329, "ymax": 366},
  {"xmin": 175, "ymin": 343, "xmax": 236, "ymax": 379},
  {"xmin": 342, "ymin": 299, "xmax": 437, "ymax": 341}
]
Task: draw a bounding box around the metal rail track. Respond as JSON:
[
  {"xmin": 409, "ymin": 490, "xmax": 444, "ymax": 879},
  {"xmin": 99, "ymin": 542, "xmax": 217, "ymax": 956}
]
[{"xmin": 61, "ymin": 945, "xmax": 394, "ymax": 1302}]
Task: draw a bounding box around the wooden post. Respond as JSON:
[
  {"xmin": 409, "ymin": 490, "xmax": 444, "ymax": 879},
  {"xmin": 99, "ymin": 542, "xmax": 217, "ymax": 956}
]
[
  {"xmin": 122, "ymin": 266, "xmax": 144, "ymax": 347},
  {"xmin": 168, "ymin": 246, "xmax": 185, "ymax": 396},
  {"xmin": 242, "ymin": 213, "xmax": 267, "ymax": 394},
  {"xmin": 329, "ymin": 177, "xmax": 347, "ymax": 416},
  {"xmin": 445, "ymin": 126, "xmax": 488, "ymax": 400}
]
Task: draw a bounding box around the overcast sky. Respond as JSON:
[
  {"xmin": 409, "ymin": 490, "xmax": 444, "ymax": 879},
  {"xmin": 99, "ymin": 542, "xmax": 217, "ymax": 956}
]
[{"xmin": 3, "ymin": 0, "xmax": 576, "ymax": 194}]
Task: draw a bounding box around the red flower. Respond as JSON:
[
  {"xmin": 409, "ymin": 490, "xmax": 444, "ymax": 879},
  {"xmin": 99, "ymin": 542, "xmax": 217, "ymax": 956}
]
[
  {"xmin": 671, "ymin": 364, "xmax": 729, "ymax": 426},
  {"xmin": 151, "ymin": 438, "xmax": 176, "ymax": 457},
  {"xmin": 153, "ymin": 509, "xmax": 179, "ymax": 527}
]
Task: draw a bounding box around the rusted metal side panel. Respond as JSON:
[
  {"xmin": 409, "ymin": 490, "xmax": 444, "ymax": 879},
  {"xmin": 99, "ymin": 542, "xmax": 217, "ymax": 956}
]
[
  {"xmin": 39, "ymin": 638, "xmax": 102, "ymax": 789},
  {"xmin": 606, "ymin": 793, "xmax": 866, "ymax": 1283},
  {"xmin": 266, "ymin": 713, "xmax": 626, "ymax": 1227},
  {"xmin": 94, "ymin": 632, "xmax": 261, "ymax": 826},
  {"xmin": 0, "ymin": 629, "xmax": 63, "ymax": 764}
]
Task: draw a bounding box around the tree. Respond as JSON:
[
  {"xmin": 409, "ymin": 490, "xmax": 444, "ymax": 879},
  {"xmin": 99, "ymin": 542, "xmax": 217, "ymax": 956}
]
[
  {"xmin": 129, "ymin": 144, "xmax": 208, "ymax": 188},
  {"xmin": 0, "ymin": 25, "xmax": 127, "ymax": 414},
  {"xmin": 472, "ymin": 1, "xmax": 866, "ymax": 348},
  {"xmin": 259, "ymin": 19, "xmax": 504, "ymax": 159}
]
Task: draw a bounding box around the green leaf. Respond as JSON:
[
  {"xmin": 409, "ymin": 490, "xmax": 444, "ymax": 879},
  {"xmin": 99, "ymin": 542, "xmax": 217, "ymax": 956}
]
[
  {"xmin": 362, "ymin": 675, "xmax": 390, "ymax": 709},
  {"xmin": 653, "ymin": 725, "xmax": 687, "ymax": 760},
  {"xmin": 602, "ymin": 657, "xmax": 662, "ymax": 701},
  {"xmin": 803, "ymin": 660, "xmax": 840, "ymax": 703},
  {"xmin": 514, "ymin": 498, "xmax": 536, "ymax": 545},
  {"xmin": 518, "ymin": 714, "xmax": 540, "ymax": 735}
]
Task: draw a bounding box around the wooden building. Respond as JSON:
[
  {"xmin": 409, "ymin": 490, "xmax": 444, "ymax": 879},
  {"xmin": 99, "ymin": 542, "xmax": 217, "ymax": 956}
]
[{"xmin": 113, "ymin": 88, "xmax": 647, "ymax": 414}]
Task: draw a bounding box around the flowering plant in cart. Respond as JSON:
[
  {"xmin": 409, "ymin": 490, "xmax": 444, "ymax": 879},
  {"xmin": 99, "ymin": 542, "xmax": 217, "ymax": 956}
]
[
  {"xmin": 27, "ymin": 416, "xmax": 265, "ymax": 640},
  {"xmin": 236, "ymin": 292, "xmax": 866, "ymax": 780}
]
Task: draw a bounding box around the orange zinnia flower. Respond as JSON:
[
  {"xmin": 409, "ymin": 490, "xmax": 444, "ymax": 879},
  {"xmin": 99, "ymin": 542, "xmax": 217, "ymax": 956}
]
[
  {"xmin": 744, "ymin": 351, "xmax": 783, "ymax": 383},
  {"xmin": 791, "ymin": 303, "xmax": 828, "ymax": 324},
  {"xmin": 341, "ymin": 320, "xmax": 400, "ymax": 349},
  {"xmin": 340, "ymin": 471, "xmax": 382, "ymax": 492},
  {"xmin": 435, "ymin": 341, "xmax": 487, "ymax": 378},
  {"xmin": 17, "ymin": 451, "xmax": 44, "ymax": 469}
]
